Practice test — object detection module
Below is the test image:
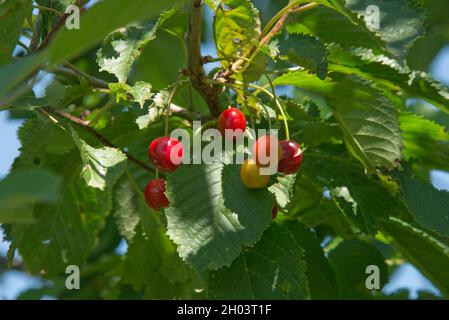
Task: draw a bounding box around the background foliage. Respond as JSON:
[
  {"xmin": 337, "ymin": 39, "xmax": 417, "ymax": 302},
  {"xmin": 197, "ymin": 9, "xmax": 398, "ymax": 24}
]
[{"xmin": 1, "ymin": 0, "xmax": 449, "ymax": 300}]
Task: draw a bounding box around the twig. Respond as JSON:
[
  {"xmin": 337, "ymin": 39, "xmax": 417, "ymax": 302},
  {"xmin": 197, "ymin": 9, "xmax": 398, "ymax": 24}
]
[
  {"xmin": 218, "ymin": 1, "xmax": 319, "ymax": 80},
  {"xmin": 0, "ymin": 256, "xmax": 24, "ymax": 271},
  {"xmin": 17, "ymin": 41, "xmax": 32, "ymax": 54},
  {"xmin": 52, "ymin": 66, "xmax": 198, "ymax": 120},
  {"xmin": 37, "ymin": 12, "xmax": 71, "ymax": 51},
  {"xmin": 259, "ymin": 3, "xmax": 296, "ymax": 46},
  {"xmin": 186, "ymin": 0, "xmax": 222, "ymax": 118},
  {"xmin": 245, "ymin": 81, "xmax": 290, "ymax": 140},
  {"xmin": 164, "ymin": 77, "xmax": 183, "ymax": 135},
  {"xmin": 42, "ymin": 107, "xmax": 156, "ymax": 173},
  {"xmin": 54, "ymin": 65, "xmax": 109, "ymax": 89},
  {"xmin": 37, "ymin": 0, "xmax": 86, "ymax": 51},
  {"xmin": 34, "ymin": 5, "xmax": 64, "ymax": 16}
]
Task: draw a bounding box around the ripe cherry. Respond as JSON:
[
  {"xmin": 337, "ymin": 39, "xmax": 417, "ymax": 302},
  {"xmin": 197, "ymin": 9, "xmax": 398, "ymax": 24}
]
[
  {"xmin": 144, "ymin": 179, "xmax": 169, "ymax": 210},
  {"xmin": 278, "ymin": 140, "xmax": 303, "ymax": 174},
  {"xmin": 217, "ymin": 107, "xmax": 246, "ymax": 139},
  {"xmin": 252, "ymin": 135, "xmax": 282, "ymax": 167},
  {"xmin": 240, "ymin": 159, "xmax": 270, "ymax": 189},
  {"xmin": 272, "ymin": 205, "xmax": 278, "ymax": 220},
  {"xmin": 148, "ymin": 136, "xmax": 183, "ymax": 172}
]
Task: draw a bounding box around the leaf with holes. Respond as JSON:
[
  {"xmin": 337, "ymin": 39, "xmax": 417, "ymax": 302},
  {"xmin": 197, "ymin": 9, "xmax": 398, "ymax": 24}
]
[
  {"xmin": 269, "ymin": 173, "xmax": 297, "ymax": 208},
  {"xmin": 209, "ymin": 0, "xmax": 261, "ymax": 67},
  {"xmin": 71, "ymin": 128, "xmax": 127, "ymax": 191}
]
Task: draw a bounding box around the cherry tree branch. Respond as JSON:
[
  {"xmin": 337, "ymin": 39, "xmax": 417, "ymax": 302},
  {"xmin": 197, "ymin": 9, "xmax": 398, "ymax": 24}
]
[
  {"xmin": 186, "ymin": 0, "xmax": 222, "ymax": 118},
  {"xmin": 55, "ymin": 65, "xmax": 109, "ymax": 89},
  {"xmin": 41, "ymin": 107, "xmax": 156, "ymax": 173},
  {"xmin": 37, "ymin": 0, "xmax": 87, "ymax": 51},
  {"xmin": 52, "ymin": 65, "xmax": 198, "ymax": 120},
  {"xmin": 219, "ymin": 1, "xmax": 320, "ymax": 80}
]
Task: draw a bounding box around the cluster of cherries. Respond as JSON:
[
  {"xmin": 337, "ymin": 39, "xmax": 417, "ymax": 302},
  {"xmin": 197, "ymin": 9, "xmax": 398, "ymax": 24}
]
[{"xmin": 144, "ymin": 107, "xmax": 303, "ymax": 217}]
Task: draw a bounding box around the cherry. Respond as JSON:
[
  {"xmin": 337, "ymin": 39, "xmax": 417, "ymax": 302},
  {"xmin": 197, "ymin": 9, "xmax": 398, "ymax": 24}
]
[
  {"xmin": 240, "ymin": 159, "xmax": 270, "ymax": 189},
  {"xmin": 272, "ymin": 205, "xmax": 278, "ymax": 220},
  {"xmin": 252, "ymin": 135, "xmax": 282, "ymax": 167},
  {"xmin": 144, "ymin": 179, "xmax": 169, "ymax": 210},
  {"xmin": 278, "ymin": 140, "xmax": 303, "ymax": 174},
  {"xmin": 217, "ymin": 107, "xmax": 246, "ymax": 139},
  {"xmin": 148, "ymin": 136, "xmax": 183, "ymax": 172}
]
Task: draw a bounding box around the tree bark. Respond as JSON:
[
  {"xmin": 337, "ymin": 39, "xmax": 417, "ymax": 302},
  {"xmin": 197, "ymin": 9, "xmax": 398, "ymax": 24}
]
[{"xmin": 187, "ymin": 0, "xmax": 222, "ymax": 118}]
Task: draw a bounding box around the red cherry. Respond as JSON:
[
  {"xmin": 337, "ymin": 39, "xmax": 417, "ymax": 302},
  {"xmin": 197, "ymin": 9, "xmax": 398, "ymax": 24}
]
[
  {"xmin": 217, "ymin": 108, "xmax": 246, "ymax": 139},
  {"xmin": 278, "ymin": 140, "xmax": 303, "ymax": 174},
  {"xmin": 252, "ymin": 135, "xmax": 282, "ymax": 167},
  {"xmin": 148, "ymin": 136, "xmax": 183, "ymax": 172},
  {"xmin": 144, "ymin": 179, "xmax": 169, "ymax": 210},
  {"xmin": 272, "ymin": 205, "xmax": 278, "ymax": 220}
]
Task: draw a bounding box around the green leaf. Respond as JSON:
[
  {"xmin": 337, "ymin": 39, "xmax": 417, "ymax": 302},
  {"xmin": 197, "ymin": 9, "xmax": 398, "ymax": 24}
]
[
  {"xmin": 327, "ymin": 46, "xmax": 449, "ymax": 114},
  {"xmin": 303, "ymin": 151, "xmax": 406, "ymax": 234},
  {"xmin": 135, "ymin": 109, "xmax": 162, "ymax": 130},
  {"xmin": 380, "ymin": 217, "xmax": 449, "ymax": 298},
  {"xmin": 134, "ymin": 89, "xmax": 170, "ymax": 129},
  {"xmin": 400, "ymin": 112, "xmax": 449, "ymax": 171},
  {"xmin": 165, "ymin": 163, "xmax": 272, "ymax": 272},
  {"xmin": 0, "ymin": 0, "xmax": 178, "ymax": 98},
  {"xmin": 35, "ymin": 0, "xmax": 77, "ymax": 12},
  {"xmin": 280, "ymin": 219, "xmax": 338, "ymax": 299},
  {"xmin": 275, "ymin": 33, "xmax": 328, "ymax": 80},
  {"xmin": 109, "ymin": 81, "xmax": 154, "ymax": 108},
  {"xmin": 126, "ymin": 82, "xmax": 154, "ymax": 108},
  {"xmin": 0, "ymin": 169, "xmax": 61, "ymax": 224},
  {"xmin": 123, "ymin": 228, "xmax": 160, "ymax": 289},
  {"xmin": 274, "ymin": 71, "xmax": 402, "ymax": 169},
  {"xmin": 10, "ymin": 152, "xmax": 112, "ymax": 276},
  {"xmin": 396, "ymin": 173, "xmax": 449, "ymax": 238},
  {"xmin": 100, "ymin": 6, "xmax": 187, "ymax": 84},
  {"xmin": 121, "ymin": 172, "xmax": 195, "ymax": 297},
  {"xmin": 113, "ymin": 176, "xmax": 141, "ymax": 241},
  {"xmin": 6, "ymin": 81, "xmax": 67, "ymax": 111},
  {"xmin": 97, "ymin": 24, "xmax": 157, "ymax": 83},
  {"xmin": 208, "ymin": 223, "xmax": 310, "ymax": 299},
  {"xmin": 210, "ymin": 0, "xmax": 261, "ymax": 67},
  {"xmin": 123, "ymin": 223, "xmax": 195, "ymax": 299},
  {"xmin": 71, "ymin": 128, "xmax": 127, "ymax": 191},
  {"xmin": 13, "ymin": 117, "xmax": 75, "ymax": 171},
  {"xmin": 49, "ymin": 0, "xmax": 180, "ymax": 64},
  {"xmin": 241, "ymin": 51, "xmax": 270, "ymax": 83},
  {"xmin": 287, "ymin": 4, "xmax": 386, "ymax": 55},
  {"xmin": 0, "ymin": 0, "xmax": 32, "ymax": 65},
  {"xmin": 268, "ymin": 173, "xmax": 297, "ymax": 208},
  {"xmin": 302, "ymin": 122, "xmax": 342, "ymax": 147},
  {"xmin": 328, "ymin": 239, "xmax": 388, "ymax": 299},
  {"xmin": 5, "ymin": 117, "xmax": 110, "ymax": 275},
  {"xmin": 288, "ymin": 0, "xmax": 426, "ymax": 60},
  {"xmin": 342, "ymin": 0, "xmax": 426, "ymax": 59},
  {"xmin": 156, "ymin": 6, "xmax": 188, "ymax": 40},
  {"xmin": 0, "ymin": 52, "xmax": 46, "ymax": 99},
  {"xmin": 298, "ymin": 198, "xmax": 357, "ymax": 239}
]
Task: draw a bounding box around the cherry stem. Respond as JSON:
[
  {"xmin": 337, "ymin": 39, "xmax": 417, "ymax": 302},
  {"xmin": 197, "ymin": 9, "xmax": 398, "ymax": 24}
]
[
  {"xmin": 245, "ymin": 80, "xmax": 290, "ymax": 141},
  {"xmin": 164, "ymin": 77, "xmax": 182, "ymax": 136},
  {"xmin": 257, "ymin": 96, "xmax": 272, "ymax": 131},
  {"xmin": 236, "ymin": 89, "xmax": 256, "ymax": 130}
]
